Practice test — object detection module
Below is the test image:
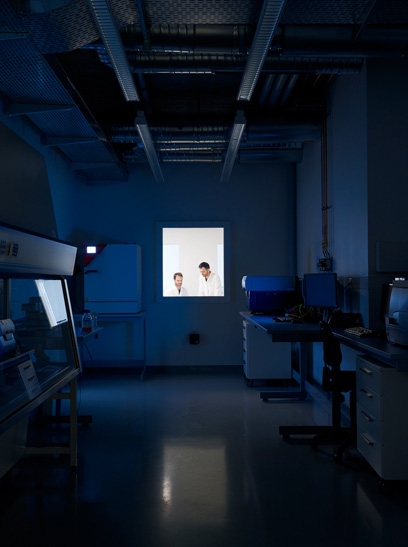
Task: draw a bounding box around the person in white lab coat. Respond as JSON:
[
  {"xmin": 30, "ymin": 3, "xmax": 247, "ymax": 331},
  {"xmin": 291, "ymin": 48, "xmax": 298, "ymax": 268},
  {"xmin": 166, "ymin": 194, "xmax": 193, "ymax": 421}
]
[
  {"xmin": 164, "ymin": 272, "xmax": 189, "ymax": 296},
  {"xmin": 198, "ymin": 262, "xmax": 222, "ymax": 296}
]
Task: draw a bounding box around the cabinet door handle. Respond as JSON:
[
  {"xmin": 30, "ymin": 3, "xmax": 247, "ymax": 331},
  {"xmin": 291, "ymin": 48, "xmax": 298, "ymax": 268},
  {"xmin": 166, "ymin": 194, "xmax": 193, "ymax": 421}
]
[
  {"xmin": 360, "ymin": 410, "xmax": 373, "ymax": 422},
  {"xmin": 359, "ymin": 366, "xmax": 373, "ymax": 375},
  {"xmin": 360, "ymin": 433, "xmax": 374, "ymax": 445},
  {"xmin": 359, "ymin": 388, "xmax": 373, "ymax": 398}
]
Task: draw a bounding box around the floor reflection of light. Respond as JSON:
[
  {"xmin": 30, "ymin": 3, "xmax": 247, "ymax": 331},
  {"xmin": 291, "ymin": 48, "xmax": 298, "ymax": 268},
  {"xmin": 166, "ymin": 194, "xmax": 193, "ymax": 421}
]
[
  {"xmin": 162, "ymin": 476, "xmax": 172, "ymax": 505},
  {"xmin": 161, "ymin": 437, "xmax": 227, "ymax": 524},
  {"xmin": 357, "ymin": 483, "xmax": 383, "ymax": 536}
]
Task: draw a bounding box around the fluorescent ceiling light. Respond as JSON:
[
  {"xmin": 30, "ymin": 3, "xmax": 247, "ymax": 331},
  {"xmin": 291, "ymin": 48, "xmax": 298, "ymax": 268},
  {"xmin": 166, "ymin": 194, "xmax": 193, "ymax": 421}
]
[
  {"xmin": 135, "ymin": 111, "xmax": 165, "ymax": 183},
  {"xmin": 220, "ymin": 111, "xmax": 246, "ymax": 183},
  {"xmin": 237, "ymin": 0, "xmax": 287, "ymax": 101},
  {"xmin": 86, "ymin": 0, "xmax": 139, "ymax": 101}
]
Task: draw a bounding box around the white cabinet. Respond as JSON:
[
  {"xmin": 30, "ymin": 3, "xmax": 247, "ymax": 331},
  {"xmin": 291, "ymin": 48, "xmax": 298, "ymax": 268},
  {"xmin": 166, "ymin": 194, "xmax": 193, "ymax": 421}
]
[
  {"xmin": 356, "ymin": 355, "xmax": 408, "ymax": 481},
  {"xmin": 242, "ymin": 320, "xmax": 291, "ymax": 382}
]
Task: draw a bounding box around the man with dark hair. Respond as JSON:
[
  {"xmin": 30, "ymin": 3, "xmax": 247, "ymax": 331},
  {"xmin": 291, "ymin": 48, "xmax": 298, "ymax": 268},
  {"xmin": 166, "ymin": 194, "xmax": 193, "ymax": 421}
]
[
  {"xmin": 198, "ymin": 262, "xmax": 222, "ymax": 296},
  {"xmin": 164, "ymin": 272, "xmax": 188, "ymax": 296}
]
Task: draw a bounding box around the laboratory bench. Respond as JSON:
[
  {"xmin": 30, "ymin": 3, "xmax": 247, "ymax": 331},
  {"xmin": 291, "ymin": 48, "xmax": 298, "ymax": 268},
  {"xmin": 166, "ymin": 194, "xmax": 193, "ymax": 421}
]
[{"xmin": 240, "ymin": 312, "xmax": 408, "ymax": 483}]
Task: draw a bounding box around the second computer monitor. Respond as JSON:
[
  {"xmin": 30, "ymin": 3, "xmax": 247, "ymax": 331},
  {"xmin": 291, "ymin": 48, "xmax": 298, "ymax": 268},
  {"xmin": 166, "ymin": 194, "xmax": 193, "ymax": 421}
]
[{"xmin": 302, "ymin": 272, "xmax": 338, "ymax": 309}]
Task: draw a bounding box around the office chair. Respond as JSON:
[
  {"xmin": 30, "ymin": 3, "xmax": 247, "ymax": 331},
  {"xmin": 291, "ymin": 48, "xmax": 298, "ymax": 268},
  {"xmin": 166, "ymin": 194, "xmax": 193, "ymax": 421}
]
[{"xmin": 279, "ymin": 321, "xmax": 356, "ymax": 461}]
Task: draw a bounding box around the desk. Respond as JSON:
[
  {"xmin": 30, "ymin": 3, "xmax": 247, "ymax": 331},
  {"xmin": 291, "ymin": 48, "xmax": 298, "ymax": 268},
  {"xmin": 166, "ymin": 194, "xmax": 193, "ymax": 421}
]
[
  {"xmin": 240, "ymin": 313, "xmax": 323, "ymax": 400},
  {"xmin": 241, "ymin": 312, "xmax": 408, "ymax": 485},
  {"xmin": 74, "ymin": 313, "xmax": 147, "ymax": 380},
  {"xmin": 331, "ymin": 329, "xmax": 408, "ymax": 371},
  {"xmin": 241, "ymin": 313, "xmax": 408, "ymax": 481},
  {"xmin": 76, "ymin": 326, "xmax": 103, "ymax": 361}
]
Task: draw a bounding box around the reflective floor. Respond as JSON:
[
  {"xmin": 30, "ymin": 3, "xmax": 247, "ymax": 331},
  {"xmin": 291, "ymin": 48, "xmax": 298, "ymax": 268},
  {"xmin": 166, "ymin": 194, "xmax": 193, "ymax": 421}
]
[{"xmin": 1, "ymin": 367, "xmax": 408, "ymax": 547}]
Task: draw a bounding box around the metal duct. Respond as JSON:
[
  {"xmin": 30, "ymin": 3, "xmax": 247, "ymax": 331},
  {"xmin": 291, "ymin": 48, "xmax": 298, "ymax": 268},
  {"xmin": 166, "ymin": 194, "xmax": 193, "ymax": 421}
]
[
  {"xmin": 120, "ymin": 51, "xmax": 364, "ymax": 75},
  {"xmin": 110, "ymin": 123, "xmax": 320, "ymax": 145},
  {"xmin": 238, "ymin": 149, "xmax": 303, "ymax": 162},
  {"xmin": 119, "ymin": 23, "xmax": 408, "ymax": 59},
  {"xmin": 111, "ymin": 127, "xmax": 230, "ymax": 144},
  {"xmin": 122, "ymin": 24, "xmax": 253, "ymax": 55}
]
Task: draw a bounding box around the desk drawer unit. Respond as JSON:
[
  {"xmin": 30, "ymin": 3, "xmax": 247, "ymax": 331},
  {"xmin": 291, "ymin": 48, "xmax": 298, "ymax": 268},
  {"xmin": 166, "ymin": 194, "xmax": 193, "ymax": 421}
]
[
  {"xmin": 356, "ymin": 355, "xmax": 408, "ymax": 481},
  {"xmin": 242, "ymin": 320, "xmax": 291, "ymax": 381}
]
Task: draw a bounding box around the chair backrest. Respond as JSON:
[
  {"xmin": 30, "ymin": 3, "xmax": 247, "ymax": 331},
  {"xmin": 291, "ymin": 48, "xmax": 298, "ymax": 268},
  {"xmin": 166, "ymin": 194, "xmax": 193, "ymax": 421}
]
[{"xmin": 320, "ymin": 321, "xmax": 342, "ymax": 368}]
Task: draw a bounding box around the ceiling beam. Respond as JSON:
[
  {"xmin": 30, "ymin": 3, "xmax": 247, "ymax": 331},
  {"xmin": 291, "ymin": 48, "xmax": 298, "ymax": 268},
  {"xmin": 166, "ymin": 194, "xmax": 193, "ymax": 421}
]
[
  {"xmin": 42, "ymin": 136, "xmax": 99, "ymax": 146},
  {"xmin": 7, "ymin": 103, "xmax": 74, "ymax": 116}
]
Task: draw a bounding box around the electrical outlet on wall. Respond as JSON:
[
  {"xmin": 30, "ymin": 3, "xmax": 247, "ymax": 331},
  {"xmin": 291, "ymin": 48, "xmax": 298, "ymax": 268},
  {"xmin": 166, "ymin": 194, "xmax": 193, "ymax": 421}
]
[
  {"xmin": 317, "ymin": 257, "xmax": 333, "ymax": 272},
  {"xmin": 189, "ymin": 332, "xmax": 200, "ymax": 345}
]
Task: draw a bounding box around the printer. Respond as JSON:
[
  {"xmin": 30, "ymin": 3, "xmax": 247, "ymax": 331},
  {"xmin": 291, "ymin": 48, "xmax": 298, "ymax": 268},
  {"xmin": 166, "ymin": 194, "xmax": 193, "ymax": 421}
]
[
  {"xmin": 385, "ymin": 279, "xmax": 408, "ymax": 347},
  {"xmin": 242, "ymin": 275, "xmax": 297, "ymax": 314}
]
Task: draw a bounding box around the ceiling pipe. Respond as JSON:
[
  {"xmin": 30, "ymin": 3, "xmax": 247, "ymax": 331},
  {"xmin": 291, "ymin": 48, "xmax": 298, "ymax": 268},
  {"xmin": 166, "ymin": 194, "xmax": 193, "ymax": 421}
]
[
  {"xmin": 121, "ymin": 51, "xmax": 364, "ymax": 74},
  {"xmin": 110, "ymin": 122, "xmax": 321, "ymax": 144},
  {"xmin": 123, "ymin": 148, "xmax": 303, "ymax": 164},
  {"xmin": 238, "ymin": 149, "xmax": 303, "ymax": 163},
  {"xmin": 111, "ymin": 127, "xmax": 229, "ymax": 144},
  {"xmin": 119, "ymin": 22, "xmax": 408, "ymax": 57},
  {"xmin": 122, "ymin": 24, "xmax": 253, "ymax": 55}
]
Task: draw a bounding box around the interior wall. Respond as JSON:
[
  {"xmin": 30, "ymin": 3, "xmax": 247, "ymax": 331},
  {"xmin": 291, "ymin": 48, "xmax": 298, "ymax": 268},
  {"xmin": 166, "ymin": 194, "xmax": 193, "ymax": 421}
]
[
  {"xmin": 296, "ymin": 66, "xmax": 369, "ymax": 382},
  {"xmin": 296, "ymin": 140, "xmax": 322, "ymax": 277},
  {"xmin": 366, "ymin": 58, "xmax": 408, "ymax": 272},
  {"xmin": 364, "ymin": 57, "xmax": 408, "ymax": 328},
  {"xmin": 66, "ymin": 162, "xmax": 296, "ymax": 367},
  {"xmin": 328, "ymin": 66, "xmax": 368, "ymax": 279}
]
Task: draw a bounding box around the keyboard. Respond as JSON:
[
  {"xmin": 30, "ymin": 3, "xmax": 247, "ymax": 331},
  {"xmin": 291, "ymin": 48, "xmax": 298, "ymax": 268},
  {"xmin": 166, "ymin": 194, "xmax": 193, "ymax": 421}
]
[
  {"xmin": 344, "ymin": 326, "xmax": 373, "ymax": 337},
  {"xmin": 273, "ymin": 316, "xmax": 294, "ymax": 322}
]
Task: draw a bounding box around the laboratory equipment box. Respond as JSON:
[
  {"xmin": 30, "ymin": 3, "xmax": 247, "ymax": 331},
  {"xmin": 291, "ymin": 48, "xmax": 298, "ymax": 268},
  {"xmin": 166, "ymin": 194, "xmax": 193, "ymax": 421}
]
[{"xmin": 84, "ymin": 243, "xmax": 142, "ymax": 314}]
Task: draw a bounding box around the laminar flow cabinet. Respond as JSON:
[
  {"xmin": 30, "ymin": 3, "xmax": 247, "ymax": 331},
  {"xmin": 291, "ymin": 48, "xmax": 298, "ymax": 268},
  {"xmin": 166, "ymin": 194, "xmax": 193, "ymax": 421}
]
[
  {"xmin": 243, "ymin": 319, "xmax": 291, "ymax": 384},
  {"xmin": 0, "ymin": 223, "xmax": 81, "ymax": 478}
]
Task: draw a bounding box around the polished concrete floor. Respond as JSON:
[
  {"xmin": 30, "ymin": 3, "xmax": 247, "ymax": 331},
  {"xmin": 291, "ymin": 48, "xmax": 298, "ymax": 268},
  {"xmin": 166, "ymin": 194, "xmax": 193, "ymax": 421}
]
[{"xmin": 1, "ymin": 366, "xmax": 408, "ymax": 547}]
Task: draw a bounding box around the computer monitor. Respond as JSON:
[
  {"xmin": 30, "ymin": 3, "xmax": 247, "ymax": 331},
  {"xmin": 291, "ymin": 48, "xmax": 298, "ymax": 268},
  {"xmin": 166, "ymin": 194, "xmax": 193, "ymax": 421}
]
[{"xmin": 302, "ymin": 272, "xmax": 338, "ymax": 309}]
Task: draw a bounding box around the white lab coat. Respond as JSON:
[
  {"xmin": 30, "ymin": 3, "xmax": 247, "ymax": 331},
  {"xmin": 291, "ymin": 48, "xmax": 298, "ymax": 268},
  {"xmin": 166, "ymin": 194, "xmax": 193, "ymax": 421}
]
[
  {"xmin": 198, "ymin": 272, "xmax": 222, "ymax": 296},
  {"xmin": 164, "ymin": 285, "xmax": 189, "ymax": 296}
]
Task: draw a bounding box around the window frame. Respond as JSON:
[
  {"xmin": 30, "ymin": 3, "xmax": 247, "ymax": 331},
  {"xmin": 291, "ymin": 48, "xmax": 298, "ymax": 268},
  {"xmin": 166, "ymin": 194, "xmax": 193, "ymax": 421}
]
[{"xmin": 155, "ymin": 221, "xmax": 230, "ymax": 303}]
